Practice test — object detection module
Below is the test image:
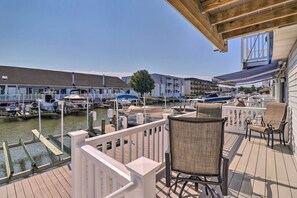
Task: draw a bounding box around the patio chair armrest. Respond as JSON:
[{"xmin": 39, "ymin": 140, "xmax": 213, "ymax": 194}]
[
  {"xmin": 221, "ymin": 157, "xmax": 229, "ymax": 196},
  {"xmin": 245, "ymin": 115, "xmax": 263, "ymax": 126},
  {"xmin": 267, "ymin": 120, "xmax": 288, "ymax": 130},
  {"xmin": 245, "ymin": 117, "xmax": 252, "ymax": 125}
]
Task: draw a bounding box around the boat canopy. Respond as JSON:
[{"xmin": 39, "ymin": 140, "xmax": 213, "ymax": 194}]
[
  {"xmin": 212, "ymin": 61, "xmax": 280, "ymax": 86},
  {"xmin": 116, "ymin": 94, "xmax": 139, "ymax": 100}
]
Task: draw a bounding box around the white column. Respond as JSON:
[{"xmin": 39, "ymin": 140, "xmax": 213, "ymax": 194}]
[
  {"xmin": 69, "ymin": 130, "xmax": 88, "ymax": 198},
  {"xmin": 125, "ymin": 157, "xmax": 161, "ymax": 198}
]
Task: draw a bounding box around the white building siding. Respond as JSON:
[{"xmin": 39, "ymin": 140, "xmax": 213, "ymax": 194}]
[
  {"xmin": 287, "ymin": 40, "xmax": 297, "ymax": 156},
  {"xmin": 122, "ymin": 74, "xmax": 185, "ymax": 98}
]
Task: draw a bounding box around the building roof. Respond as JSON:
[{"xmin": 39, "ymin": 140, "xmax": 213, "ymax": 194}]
[
  {"xmin": 150, "ymin": 73, "xmax": 184, "ymax": 79},
  {"xmin": 0, "ymin": 66, "xmax": 129, "ymax": 88}
]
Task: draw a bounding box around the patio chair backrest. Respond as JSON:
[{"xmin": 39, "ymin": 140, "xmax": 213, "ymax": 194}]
[
  {"xmin": 168, "ymin": 116, "xmax": 225, "ymax": 175},
  {"xmin": 263, "ymin": 102, "xmax": 287, "ymax": 129},
  {"xmin": 196, "ymin": 103, "xmax": 222, "ymax": 118}
]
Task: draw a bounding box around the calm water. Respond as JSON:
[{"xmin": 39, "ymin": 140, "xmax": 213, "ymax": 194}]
[{"xmin": 0, "ymin": 108, "xmax": 108, "ymax": 179}]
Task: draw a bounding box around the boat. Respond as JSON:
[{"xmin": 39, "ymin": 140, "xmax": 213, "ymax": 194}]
[
  {"xmin": 109, "ymin": 94, "xmax": 171, "ymax": 129},
  {"xmin": 172, "ymin": 92, "xmax": 233, "ymax": 113},
  {"xmin": 63, "ymin": 89, "xmax": 92, "ymax": 112},
  {"xmin": 34, "ymin": 93, "xmax": 60, "ymax": 112},
  {"xmin": 5, "ymin": 103, "xmax": 20, "ymax": 116},
  {"xmin": 195, "ymin": 92, "xmax": 233, "ymax": 103}
]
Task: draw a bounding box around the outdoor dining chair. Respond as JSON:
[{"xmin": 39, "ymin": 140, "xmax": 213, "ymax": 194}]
[
  {"xmin": 196, "ymin": 103, "xmax": 222, "ymax": 118},
  {"xmin": 245, "ymin": 102, "xmax": 287, "ymax": 149},
  {"xmin": 165, "ymin": 116, "xmax": 228, "ymax": 197}
]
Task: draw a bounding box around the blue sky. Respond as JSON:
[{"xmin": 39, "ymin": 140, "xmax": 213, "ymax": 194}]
[{"xmin": 0, "ymin": 0, "xmax": 241, "ymax": 79}]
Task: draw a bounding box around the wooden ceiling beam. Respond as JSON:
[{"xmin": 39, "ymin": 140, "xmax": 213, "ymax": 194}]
[
  {"xmin": 202, "ymin": 0, "xmax": 239, "ymax": 13},
  {"xmin": 222, "ymin": 14, "xmax": 297, "ymax": 40},
  {"xmin": 167, "ymin": 0, "xmax": 227, "ymax": 51},
  {"xmin": 211, "ymin": 0, "xmax": 297, "ymax": 25},
  {"xmin": 218, "ymin": 3, "xmax": 297, "ymax": 33}
]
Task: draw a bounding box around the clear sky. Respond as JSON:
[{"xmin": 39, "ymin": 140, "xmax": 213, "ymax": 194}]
[{"xmin": 0, "ymin": 0, "xmax": 241, "ymax": 79}]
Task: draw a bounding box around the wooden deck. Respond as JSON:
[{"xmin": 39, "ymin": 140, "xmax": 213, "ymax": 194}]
[
  {"xmin": 0, "ymin": 166, "xmax": 71, "ymax": 198},
  {"xmin": 1, "ymin": 132, "xmax": 297, "ymax": 197},
  {"xmin": 156, "ymin": 133, "xmax": 297, "ymax": 197}
]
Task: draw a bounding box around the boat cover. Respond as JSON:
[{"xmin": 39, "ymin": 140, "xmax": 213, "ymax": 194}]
[
  {"xmin": 212, "ymin": 61, "xmax": 280, "ymax": 86},
  {"xmin": 116, "ymin": 94, "xmax": 139, "ymax": 99}
]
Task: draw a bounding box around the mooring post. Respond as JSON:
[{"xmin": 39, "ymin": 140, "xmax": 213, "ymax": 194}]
[{"xmin": 101, "ymin": 119, "xmax": 106, "ymax": 133}]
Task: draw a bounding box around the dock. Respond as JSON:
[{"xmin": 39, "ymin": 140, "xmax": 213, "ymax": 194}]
[{"xmin": 0, "ymin": 166, "xmax": 71, "ymax": 198}]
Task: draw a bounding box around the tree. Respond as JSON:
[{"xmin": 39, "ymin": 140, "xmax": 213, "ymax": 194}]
[
  {"xmin": 251, "ymin": 85, "xmax": 256, "ymax": 93},
  {"xmin": 238, "ymin": 86, "xmax": 245, "ymax": 92},
  {"xmin": 129, "ymin": 70, "xmax": 155, "ymax": 97}
]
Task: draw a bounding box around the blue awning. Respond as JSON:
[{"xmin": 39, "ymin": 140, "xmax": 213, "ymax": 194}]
[
  {"xmin": 212, "ymin": 62, "xmax": 280, "ymax": 86},
  {"xmin": 116, "ymin": 94, "xmax": 139, "ymax": 99}
]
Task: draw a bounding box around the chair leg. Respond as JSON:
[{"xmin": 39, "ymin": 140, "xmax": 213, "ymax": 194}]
[
  {"xmin": 179, "ymin": 181, "xmax": 188, "ymax": 198},
  {"xmin": 267, "ymin": 133, "xmax": 270, "ymax": 146},
  {"xmin": 260, "ymin": 133, "xmax": 263, "ymax": 139},
  {"xmin": 245, "ymin": 126, "xmax": 249, "ymax": 139},
  {"xmin": 279, "ymin": 132, "xmax": 282, "ymax": 144},
  {"xmin": 282, "ymin": 132, "xmax": 286, "ymax": 146},
  {"xmin": 165, "ymin": 152, "xmax": 171, "ymax": 187},
  {"xmin": 249, "ymin": 129, "xmax": 252, "ymax": 141},
  {"xmin": 221, "ymin": 157, "xmax": 229, "ymax": 196},
  {"xmin": 271, "ymin": 132, "xmax": 274, "ymax": 149}
]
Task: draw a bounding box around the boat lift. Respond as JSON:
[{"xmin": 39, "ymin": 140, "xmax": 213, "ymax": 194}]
[
  {"xmin": 0, "ymin": 100, "xmax": 71, "ymax": 184},
  {"xmin": 110, "ymin": 94, "xmax": 147, "ymax": 131}
]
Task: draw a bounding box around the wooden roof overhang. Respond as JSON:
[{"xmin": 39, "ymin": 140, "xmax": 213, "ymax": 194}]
[{"xmin": 167, "ymin": 0, "xmax": 297, "ymax": 52}]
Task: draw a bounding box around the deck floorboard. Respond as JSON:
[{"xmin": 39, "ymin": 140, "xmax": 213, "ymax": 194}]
[
  {"xmin": 20, "ymin": 179, "xmax": 34, "ymax": 198},
  {"xmin": 0, "ymin": 184, "xmax": 7, "ymax": 198}
]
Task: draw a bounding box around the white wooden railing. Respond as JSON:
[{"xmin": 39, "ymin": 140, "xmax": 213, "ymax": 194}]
[
  {"xmin": 70, "ymin": 112, "xmax": 196, "ymax": 198},
  {"xmin": 222, "ymin": 106, "xmax": 266, "ymax": 133}
]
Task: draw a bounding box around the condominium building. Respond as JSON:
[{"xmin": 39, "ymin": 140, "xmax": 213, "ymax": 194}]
[
  {"xmin": 122, "ymin": 73, "xmax": 185, "ymax": 98},
  {"xmin": 0, "ymin": 66, "xmax": 130, "ymax": 96},
  {"xmin": 184, "ymin": 77, "xmax": 219, "ymax": 96}
]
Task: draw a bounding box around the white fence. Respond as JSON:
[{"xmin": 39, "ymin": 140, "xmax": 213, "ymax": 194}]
[
  {"xmin": 69, "ymin": 113, "xmax": 180, "ymax": 198},
  {"xmin": 223, "ymin": 106, "xmax": 266, "ymax": 133}
]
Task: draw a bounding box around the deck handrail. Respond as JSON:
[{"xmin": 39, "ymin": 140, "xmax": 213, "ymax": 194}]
[
  {"xmin": 105, "ymin": 181, "xmax": 138, "ymax": 198},
  {"xmin": 70, "ymin": 130, "xmax": 161, "ymax": 198},
  {"xmin": 86, "ymin": 119, "xmax": 167, "ymax": 146}
]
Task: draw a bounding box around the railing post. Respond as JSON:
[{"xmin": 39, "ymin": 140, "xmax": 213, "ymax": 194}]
[
  {"xmin": 125, "ymin": 157, "xmax": 161, "ymax": 198},
  {"xmin": 162, "ymin": 113, "xmax": 170, "ymax": 153},
  {"xmin": 69, "ymin": 130, "xmax": 88, "ymax": 198}
]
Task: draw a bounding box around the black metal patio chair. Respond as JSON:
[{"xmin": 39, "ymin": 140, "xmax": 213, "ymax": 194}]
[
  {"xmin": 165, "ymin": 116, "xmax": 228, "ymax": 197},
  {"xmin": 245, "ymin": 102, "xmax": 287, "ymax": 149}
]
